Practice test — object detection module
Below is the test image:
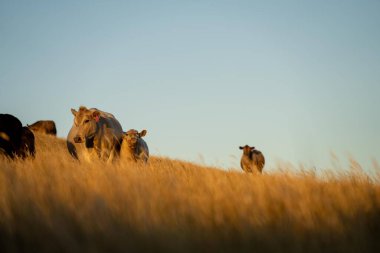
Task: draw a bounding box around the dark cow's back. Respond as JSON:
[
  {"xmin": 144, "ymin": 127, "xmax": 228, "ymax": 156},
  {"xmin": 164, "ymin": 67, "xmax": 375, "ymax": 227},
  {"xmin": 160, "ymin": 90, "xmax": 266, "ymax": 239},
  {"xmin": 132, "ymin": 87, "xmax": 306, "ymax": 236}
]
[{"xmin": 28, "ymin": 120, "xmax": 57, "ymax": 136}]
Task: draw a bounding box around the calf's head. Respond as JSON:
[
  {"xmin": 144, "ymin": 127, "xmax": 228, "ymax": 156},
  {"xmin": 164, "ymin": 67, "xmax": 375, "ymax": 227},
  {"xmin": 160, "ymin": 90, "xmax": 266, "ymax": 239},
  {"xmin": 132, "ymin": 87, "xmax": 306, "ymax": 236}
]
[
  {"xmin": 123, "ymin": 129, "xmax": 147, "ymax": 146},
  {"xmin": 239, "ymin": 145, "xmax": 255, "ymax": 156}
]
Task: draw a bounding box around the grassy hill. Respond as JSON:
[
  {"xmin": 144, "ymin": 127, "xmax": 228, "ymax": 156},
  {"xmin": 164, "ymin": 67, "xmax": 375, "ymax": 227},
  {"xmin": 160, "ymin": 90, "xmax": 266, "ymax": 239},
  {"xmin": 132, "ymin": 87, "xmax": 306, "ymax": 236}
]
[{"xmin": 0, "ymin": 134, "xmax": 379, "ymax": 253}]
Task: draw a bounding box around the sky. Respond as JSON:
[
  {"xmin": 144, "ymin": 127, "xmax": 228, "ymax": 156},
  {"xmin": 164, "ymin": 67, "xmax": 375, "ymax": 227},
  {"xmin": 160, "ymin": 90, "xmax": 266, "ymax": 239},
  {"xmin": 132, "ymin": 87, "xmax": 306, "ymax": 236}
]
[{"xmin": 1, "ymin": 0, "xmax": 379, "ymax": 171}]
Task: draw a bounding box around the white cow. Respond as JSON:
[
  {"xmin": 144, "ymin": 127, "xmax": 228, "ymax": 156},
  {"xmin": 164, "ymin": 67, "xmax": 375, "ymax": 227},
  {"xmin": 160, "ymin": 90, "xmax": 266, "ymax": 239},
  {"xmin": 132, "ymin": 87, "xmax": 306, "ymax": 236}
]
[{"xmin": 67, "ymin": 106, "xmax": 123, "ymax": 162}]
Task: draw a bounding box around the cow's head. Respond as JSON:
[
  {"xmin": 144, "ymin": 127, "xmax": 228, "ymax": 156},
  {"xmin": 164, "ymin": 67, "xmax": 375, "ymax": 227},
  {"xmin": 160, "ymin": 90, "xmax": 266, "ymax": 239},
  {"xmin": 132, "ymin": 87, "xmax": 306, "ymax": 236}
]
[
  {"xmin": 71, "ymin": 107, "xmax": 100, "ymax": 144},
  {"xmin": 239, "ymin": 145, "xmax": 255, "ymax": 155},
  {"xmin": 123, "ymin": 129, "xmax": 147, "ymax": 146}
]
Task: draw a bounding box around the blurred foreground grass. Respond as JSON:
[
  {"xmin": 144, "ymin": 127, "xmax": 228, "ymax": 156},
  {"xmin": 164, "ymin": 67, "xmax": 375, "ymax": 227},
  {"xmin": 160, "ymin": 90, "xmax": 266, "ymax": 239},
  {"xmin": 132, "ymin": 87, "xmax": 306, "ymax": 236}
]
[{"xmin": 0, "ymin": 134, "xmax": 379, "ymax": 253}]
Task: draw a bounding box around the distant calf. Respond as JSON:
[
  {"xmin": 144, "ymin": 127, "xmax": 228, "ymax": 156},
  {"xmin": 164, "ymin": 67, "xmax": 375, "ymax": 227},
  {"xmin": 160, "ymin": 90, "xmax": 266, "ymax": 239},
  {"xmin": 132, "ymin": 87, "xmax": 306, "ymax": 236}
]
[
  {"xmin": 121, "ymin": 129, "xmax": 149, "ymax": 163},
  {"xmin": 0, "ymin": 114, "xmax": 35, "ymax": 159},
  {"xmin": 239, "ymin": 145, "xmax": 265, "ymax": 173},
  {"xmin": 28, "ymin": 120, "xmax": 57, "ymax": 136}
]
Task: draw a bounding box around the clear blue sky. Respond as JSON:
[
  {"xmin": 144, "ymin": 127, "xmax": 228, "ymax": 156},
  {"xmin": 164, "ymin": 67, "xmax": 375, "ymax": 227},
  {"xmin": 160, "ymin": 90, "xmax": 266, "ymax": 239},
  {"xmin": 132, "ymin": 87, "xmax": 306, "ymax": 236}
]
[{"xmin": 1, "ymin": 0, "xmax": 379, "ymax": 171}]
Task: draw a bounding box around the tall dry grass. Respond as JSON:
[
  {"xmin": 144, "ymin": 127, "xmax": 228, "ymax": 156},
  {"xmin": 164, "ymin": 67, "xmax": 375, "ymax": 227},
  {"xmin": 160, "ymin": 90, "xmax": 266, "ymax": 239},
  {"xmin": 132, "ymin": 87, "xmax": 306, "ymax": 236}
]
[{"xmin": 0, "ymin": 134, "xmax": 380, "ymax": 253}]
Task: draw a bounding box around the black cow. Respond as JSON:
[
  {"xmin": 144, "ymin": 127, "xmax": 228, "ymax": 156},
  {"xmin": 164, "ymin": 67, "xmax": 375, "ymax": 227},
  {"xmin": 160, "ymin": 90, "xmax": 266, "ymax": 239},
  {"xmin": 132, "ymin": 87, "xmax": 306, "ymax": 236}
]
[{"xmin": 0, "ymin": 114, "xmax": 35, "ymax": 159}]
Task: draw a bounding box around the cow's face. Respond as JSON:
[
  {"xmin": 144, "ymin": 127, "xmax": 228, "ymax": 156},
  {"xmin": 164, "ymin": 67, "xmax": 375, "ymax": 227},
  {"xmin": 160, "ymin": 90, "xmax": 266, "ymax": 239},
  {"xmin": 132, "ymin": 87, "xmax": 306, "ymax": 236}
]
[
  {"xmin": 71, "ymin": 107, "xmax": 99, "ymax": 143},
  {"xmin": 239, "ymin": 145, "xmax": 255, "ymax": 155},
  {"xmin": 123, "ymin": 129, "xmax": 147, "ymax": 145}
]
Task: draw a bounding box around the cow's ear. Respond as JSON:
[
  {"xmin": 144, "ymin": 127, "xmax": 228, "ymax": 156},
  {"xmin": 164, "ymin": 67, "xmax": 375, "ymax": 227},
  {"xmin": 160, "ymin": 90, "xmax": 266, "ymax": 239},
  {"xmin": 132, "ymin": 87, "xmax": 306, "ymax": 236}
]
[
  {"xmin": 92, "ymin": 111, "xmax": 100, "ymax": 118},
  {"xmin": 92, "ymin": 111, "xmax": 100, "ymax": 121},
  {"xmin": 250, "ymin": 147, "xmax": 255, "ymax": 151},
  {"xmin": 140, "ymin": 130, "xmax": 147, "ymax": 137},
  {"xmin": 239, "ymin": 146, "xmax": 243, "ymax": 150},
  {"xmin": 71, "ymin": 109, "xmax": 77, "ymax": 116}
]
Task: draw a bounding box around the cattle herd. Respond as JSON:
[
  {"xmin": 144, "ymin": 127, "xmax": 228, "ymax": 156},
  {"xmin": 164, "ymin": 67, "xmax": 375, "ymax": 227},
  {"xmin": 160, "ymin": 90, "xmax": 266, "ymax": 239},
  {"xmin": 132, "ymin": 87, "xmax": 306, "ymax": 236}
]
[{"xmin": 0, "ymin": 106, "xmax": 265, "ymax": 173}]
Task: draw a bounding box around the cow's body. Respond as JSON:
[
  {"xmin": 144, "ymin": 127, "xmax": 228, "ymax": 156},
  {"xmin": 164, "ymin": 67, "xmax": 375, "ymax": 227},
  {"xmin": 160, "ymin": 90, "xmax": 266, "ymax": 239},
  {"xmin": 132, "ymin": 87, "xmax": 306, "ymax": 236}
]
[{"xmin": 92, "ymin": 124, "xmax": 121, "ymax": 161}]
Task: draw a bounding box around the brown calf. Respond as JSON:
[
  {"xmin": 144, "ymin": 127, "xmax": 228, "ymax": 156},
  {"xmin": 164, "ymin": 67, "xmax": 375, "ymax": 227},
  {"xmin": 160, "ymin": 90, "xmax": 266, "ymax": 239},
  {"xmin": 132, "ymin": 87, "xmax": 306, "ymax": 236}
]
[
  {"xmin": 121, "ymin": 129, "xmax": 149, "ymax": 163},
  {"xmin": 239, "ymin": 145, "xmax": 265, "ymax": 173}
]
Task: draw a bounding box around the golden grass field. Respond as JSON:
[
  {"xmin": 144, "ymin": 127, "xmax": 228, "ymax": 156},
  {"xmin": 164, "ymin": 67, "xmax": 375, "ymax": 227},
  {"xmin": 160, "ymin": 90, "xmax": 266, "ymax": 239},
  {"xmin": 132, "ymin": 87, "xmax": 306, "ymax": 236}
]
[{"xmin": 1, "ymin": 134, "xmax": 380, "ymax": 253}]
